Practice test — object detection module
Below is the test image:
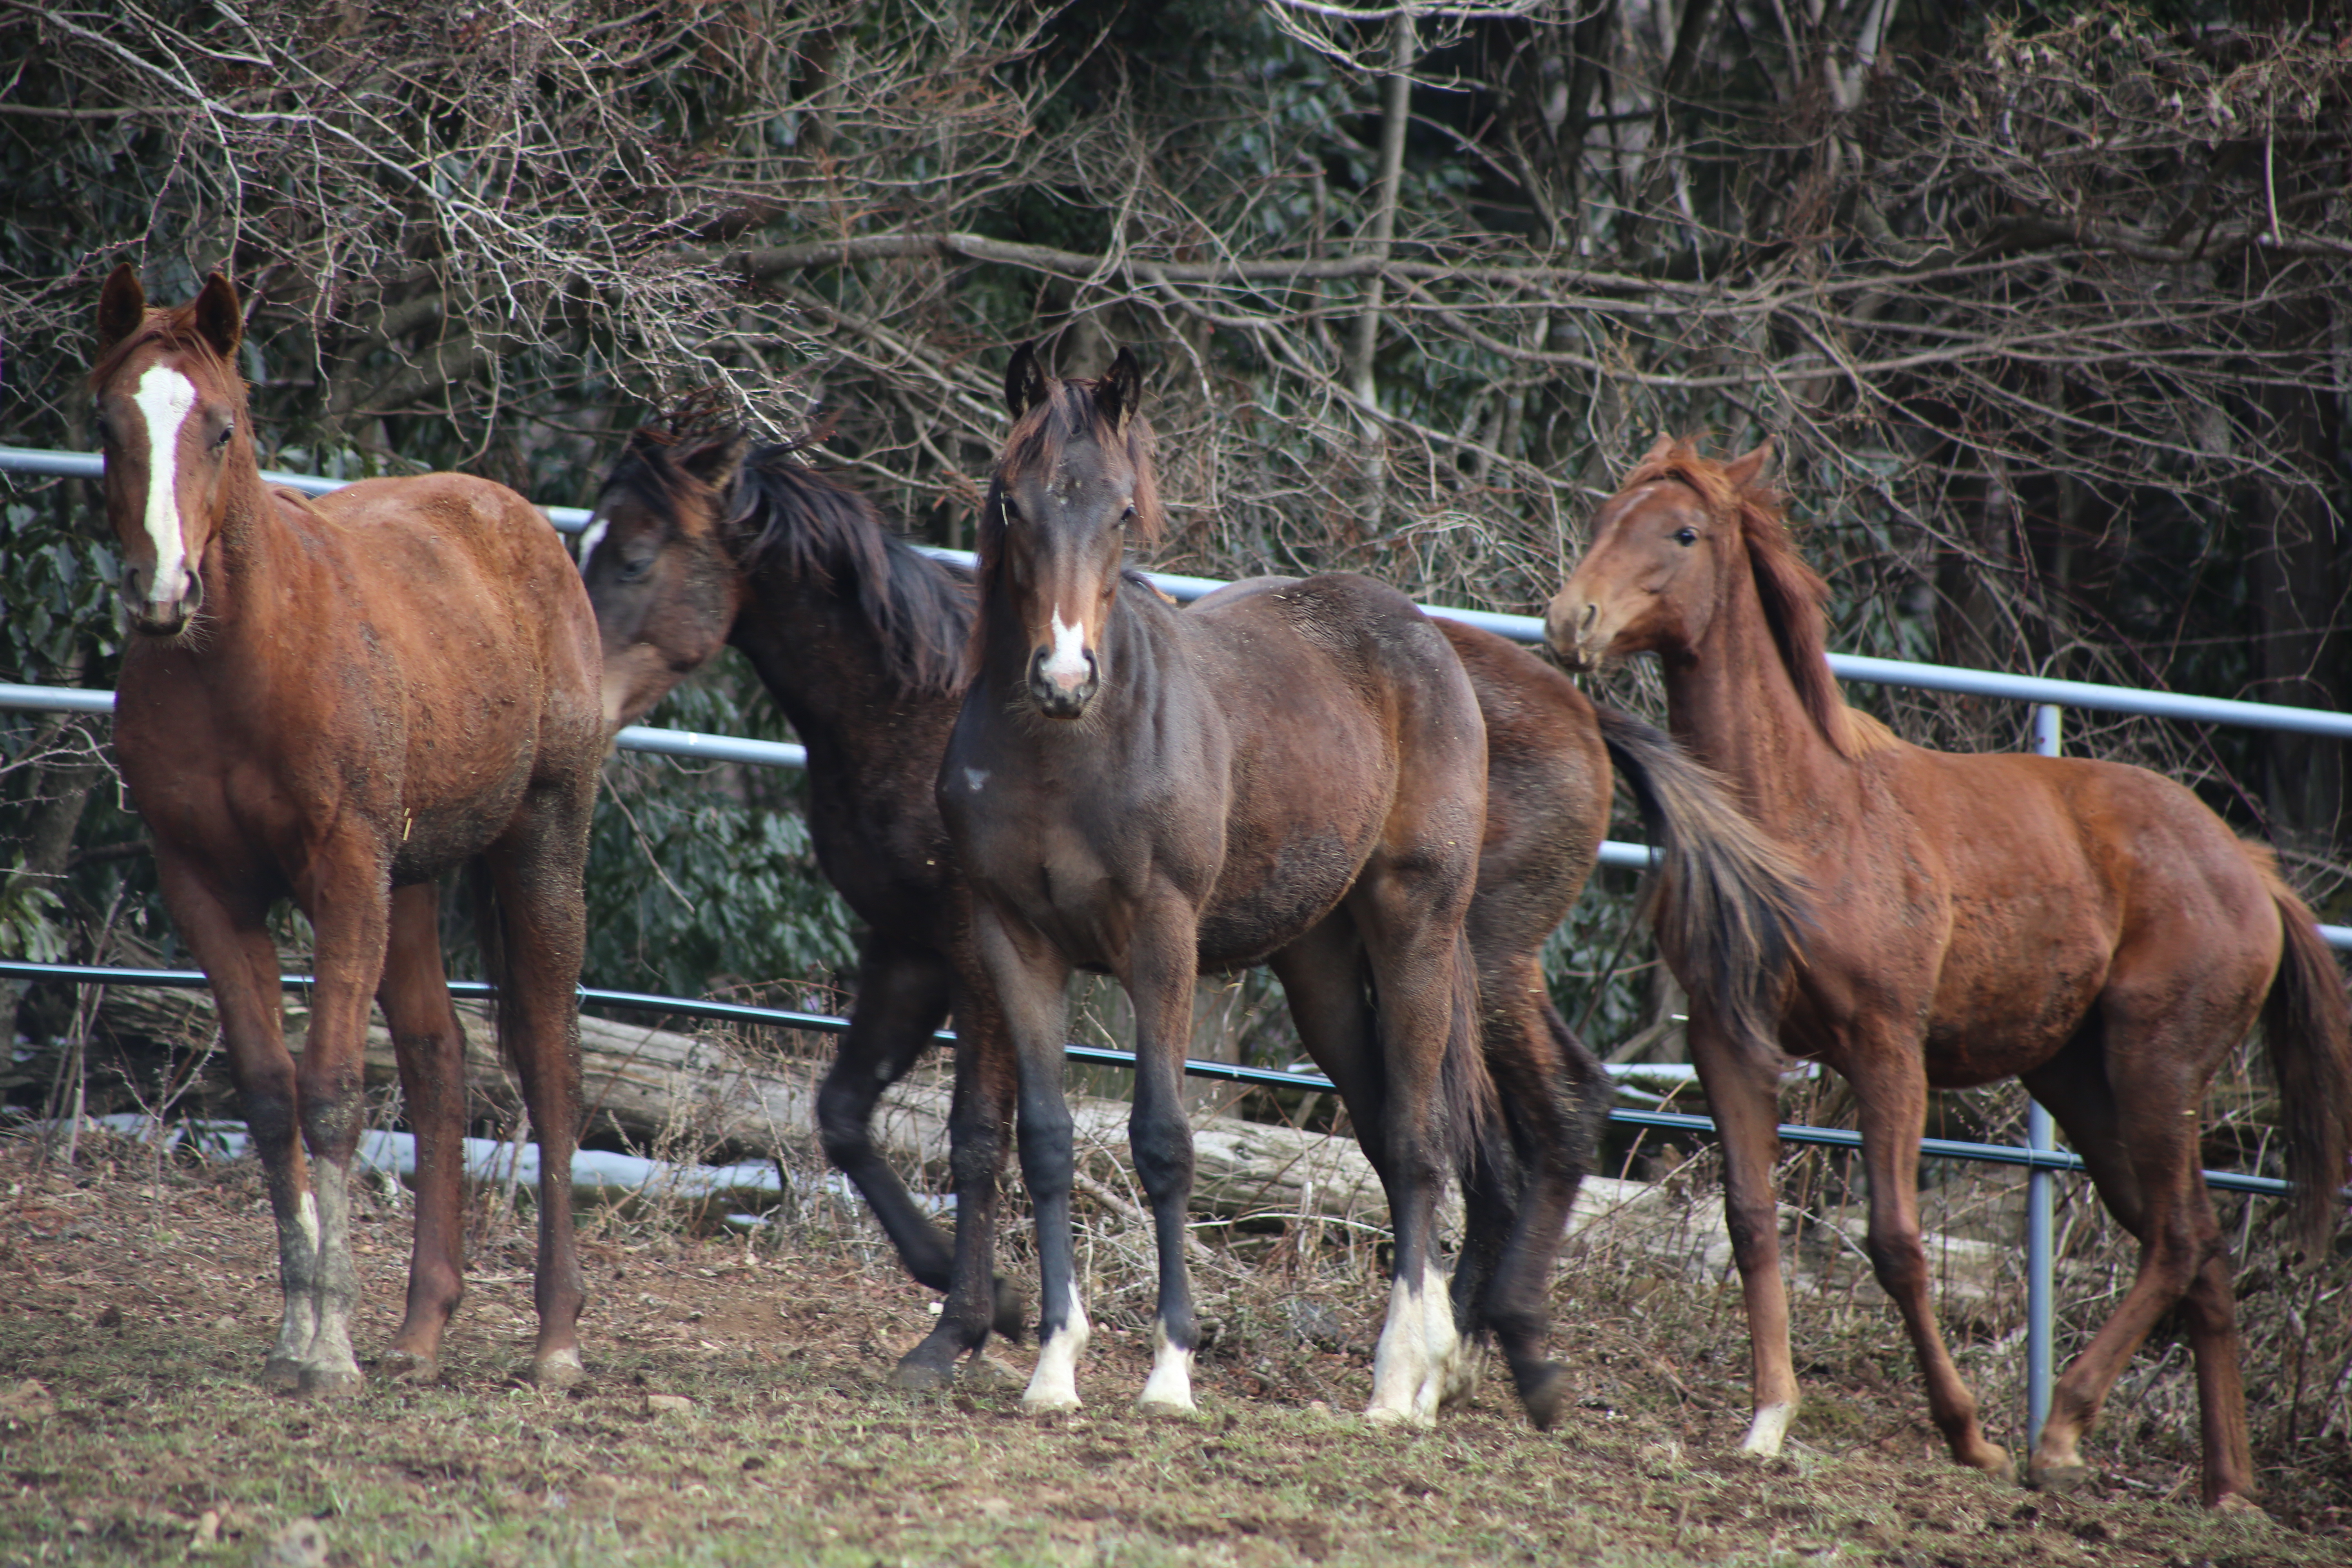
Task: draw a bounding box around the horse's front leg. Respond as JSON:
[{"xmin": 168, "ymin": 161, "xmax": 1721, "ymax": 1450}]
[
  {"xmin": 1686, "ymin": 1011, "xmax": 1801, "ymax": 1456},
  {"xmin": 1846, "ymin": 1036, "xmax": 2011, "ymax": 1479},
  {"xmin": 288, "ymin": 845, "xmax": 395, "ymax": 1396},
  {"xmin": 971, "ymin": 904, "xmax": 1082, "ymax": 1412},
  {"xmin": 156, "ymin": 859, "xmax": 313, "ymax": 1388},
  {"xmin": 377, "ymin": 880, "xmax": 468, "ymax": 1382},
  {"xmin": 1123, "ymin": 910, "xmax": 1205, "ymax": 1414}
]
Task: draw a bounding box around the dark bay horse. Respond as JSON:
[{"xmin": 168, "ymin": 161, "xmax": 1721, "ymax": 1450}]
[
  {"xmin": 586, "ymin": 405, "xmax": 1802, "ymax": 1424},
  {"xmin": 1546, "ymin": 437, "xmax": 2352, "ymax": 1507},
  {"xmin": 90, "ymin": 267, "xmax": 604, "ymax": 1392},
  {"xmin": 945, "ymin": 345, "xmax": 1494, "ymax": 1421}
]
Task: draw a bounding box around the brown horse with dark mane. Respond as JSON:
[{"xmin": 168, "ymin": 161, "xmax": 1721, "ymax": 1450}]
[
  {"xmin": 1547, "ymin": 436, "xmax": 2352, "ymax": 1507},
  {"xmin": 89, "ymin": 266, "xmax": 604, "ymax": 1392},
  {"xmin": 586, "ymin": 396, "xmax": 1803, "ymax": 1423}
]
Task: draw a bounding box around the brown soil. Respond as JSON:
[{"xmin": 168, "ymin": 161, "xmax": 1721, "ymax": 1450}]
[{"xmin": 0, "ymin": 1127, "xmax": 2344, "ymax": 1567}]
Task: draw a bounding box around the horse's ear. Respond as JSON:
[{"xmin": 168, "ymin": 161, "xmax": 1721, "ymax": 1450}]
[
  {"xmin": 97, "ymin": 263, "xmax": 147, "ymax": 354},
  {"xmin": 192, "ymin": 272, "xmax": 244, "ymax": 359},
  {"xmin": 1005, "ymin": 340, "xmax": 1049, "ymax": 420},
  {"xmin": 1724, "ymin": 438, "xmax": 1775, "ymax": 492},
  {"xmin": 677, "ymin": 432, "xmax": 748, "ymax": 489},
  {"xmin": 1098, "ymin": 347, "xmax": 1144, "ymax": 437}
]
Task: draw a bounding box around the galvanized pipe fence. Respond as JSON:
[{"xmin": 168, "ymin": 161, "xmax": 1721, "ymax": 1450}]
[{"xmin": 7, "ymin": 442, "xmax": 2348, "ymax": 1446}]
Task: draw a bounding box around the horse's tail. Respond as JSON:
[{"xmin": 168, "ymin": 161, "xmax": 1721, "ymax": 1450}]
[
  {"xmin": 1438, "ymin": 929, "xmax": 1510, "ymax": 1198},
  {"xmin": 468, "ymin": 859, "xmax": 523, "ymax": 1072},
  {"xmin": 2248, "ymin": 849, "xmax": 2352, "ymax": 1252},
  {"xmin": 1593, "ymin": 705, "xmax": 1809, "ymax": 1069}
]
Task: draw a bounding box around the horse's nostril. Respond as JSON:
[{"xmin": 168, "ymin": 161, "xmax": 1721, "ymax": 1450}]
[{"xmin": 1580, "ymin": 603, "xmax": 1598, "ymax": 630}]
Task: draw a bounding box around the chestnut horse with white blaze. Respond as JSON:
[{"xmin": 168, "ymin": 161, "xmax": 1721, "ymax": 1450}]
[
  {"xmin": 89, "ymin": 266, "xmax": 604, "ymax": 1392},
  {"xmin": 1547, "ymin": 437, "xmax": 2352, "ymax": 1508}
]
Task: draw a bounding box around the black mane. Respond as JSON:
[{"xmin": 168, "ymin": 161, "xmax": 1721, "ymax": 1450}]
[{"xmin": 728, "ymin": 447, "xmax": 976, "ymax": 697}]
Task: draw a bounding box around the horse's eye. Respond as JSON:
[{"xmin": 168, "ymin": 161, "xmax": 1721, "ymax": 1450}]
[
  {"xmin": 1673, "ymin": 526, "xmax": 1699, "ymax": 546},
  {"xmin": 617, "ymin": 550, "xmax": 654, "ymax": 584},
  {"xmin": 211, "ymin": 420, "xmax": 234, "ymax": 451},
  {"xmin": 1002, "ymin": 499, "xmax": 1020, "ymax": 524},
  {"xmin": 1120, "ymin": 503, "xmax": 1136, "ymax": 526}
]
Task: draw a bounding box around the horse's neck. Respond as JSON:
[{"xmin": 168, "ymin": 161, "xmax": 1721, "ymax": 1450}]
[
  {"xmin": 733, "ymin": 569, "xmax": 934, "ymax": 748},
  {"xmin": 187, "ymin": 466, "xmax": 293, "ymax": 641},
  {"xmin": 1664, "ymin": 573, "xmax": 1855, "ymax": 834}
]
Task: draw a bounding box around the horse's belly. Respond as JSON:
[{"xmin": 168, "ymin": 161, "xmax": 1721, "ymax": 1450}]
[
  {"xmin": 1195, "ymin": 822, "xmax": 1369, "ymax": 968},
  {"xmin": 1920, "ymin": 963, "xmax": 2107, "ymax": 1087}
]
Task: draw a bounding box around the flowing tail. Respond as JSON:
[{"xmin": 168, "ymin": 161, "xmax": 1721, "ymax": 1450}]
[
  {"xmin": 2248, "ymin": 850, "xmax": 2352, "ymax": 1252},
  {"xmin": 1437, "ymin": 929, "xmax": 1510, "ymax": 1196},
  {"xmin": 1593, "ymin": 706, "xmax": 1810, "ymax": 1069}
]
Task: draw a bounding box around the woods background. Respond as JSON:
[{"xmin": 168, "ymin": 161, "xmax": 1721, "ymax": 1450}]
[{"xmin": 1, "ymin": 0, "xmax": 2346, "ymax": 1049}]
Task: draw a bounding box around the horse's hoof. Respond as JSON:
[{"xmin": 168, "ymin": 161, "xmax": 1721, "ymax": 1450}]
[
  {"xmin": 298, "ymin": 1366, "xmax": 365, "ymax": 1400},
  {"xmin": 1136, "ymin": 1394, "xmax": 1199, "ymax": 1420},
  {"xmin": 379, "ymin": 1349, "xmax": 440, "ymax": 1385},
  {"xmin": 1020, "ymin": 1390, "xmax": 1082, "ymax": 1415},
  {"xmin": 1516, "ymin": 1363, "xmax": 1571, "ymax": 1432},
  {"xmin": 991, "ymin": 1278, "xmax": 1027, "ymax": 1343},
  {"xmin": 261, "ymin": 1357, "xmax": 303, "ymax": 1392},
  {"xmin": 892, "ymin": 1354, "xmax": 953, "ymax": 1392},
  {"xmin": 2211, "ymin": 1492, "xmax": 2265, "ymax": 1516},
  {"xmin": 1362, "ymin": 1405, "xmax": 1429, "ymax": 1430},
  {"xmin": 2025, "ymin": 1461, "xmax": 2090, "ymax": 1494},
  {"xmin": 528, "ymin": 1349, "xmax": 586, "ymax": 1390},
  {"xmin": 1973, "ymin": 1446, "xmax": 2016, "ymax": 1484},
  {"xmin": 960, "ymin": 1354, "xmax": 1024, "ymax": 1391}
]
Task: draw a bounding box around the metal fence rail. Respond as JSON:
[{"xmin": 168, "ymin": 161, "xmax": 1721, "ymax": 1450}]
[
  {"xmin": 4, "ymin": 439, "xmax": 2342, "ymax": 1446},
  {"xmin": 0, "ymin": 958, "xmax": 2289, "ymax": 1200}
]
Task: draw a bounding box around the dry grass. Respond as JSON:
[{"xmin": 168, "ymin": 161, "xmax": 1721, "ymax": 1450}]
[{"xmin": 1, "ymin": 1107, "xmax": 2346, "ymax": 1568}]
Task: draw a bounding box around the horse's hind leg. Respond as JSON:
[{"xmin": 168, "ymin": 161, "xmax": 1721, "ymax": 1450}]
[
  {"xmin": 1349, "ymin": 876, "xmax": 1477, "ymax": 1428},
  {"xmin": 481, "ymin": 797, "xmax": 592, "ymax": 1388},
  {"xmin": 895, "ymin": 962, "xmax": 1020, "ymax": 1389},
  {"xmin": 378, "ymin": 881, "xmax": 468, "ymax": 1382},
  {"xmin": 820, "ymin": 939, "xmax": 1022, "ymax": 1345},
  {"xmin": 1472, "ymin": 979, "xmax": 1605, "ymax": 1430},
  {"xmin": 158, "ymin": 861, "xmax": 316, "ymax": 1388},
  {"xmin": 2022, "ymin": 1026, "xmax": 2254, "ymax": 1506}
]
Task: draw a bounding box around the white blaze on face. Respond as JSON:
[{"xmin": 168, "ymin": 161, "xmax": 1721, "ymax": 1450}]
[
  {"xmin": 131, "ymin": 365, "xmax": 199, "ymax": 604},
  {"xmin": 576, "ymin": 514, "xmax": 610, "ymax": 574},
  {"xmin": 1040, "ymin": 606, "xmax": 1090, "ymax": 691}
]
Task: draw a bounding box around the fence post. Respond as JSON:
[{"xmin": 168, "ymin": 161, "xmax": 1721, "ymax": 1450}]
[{"xmin": 2026, "ymin": 704, "xmax": 2061, "ymax": 1452}]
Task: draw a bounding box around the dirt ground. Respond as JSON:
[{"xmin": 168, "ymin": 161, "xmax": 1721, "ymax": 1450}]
[{"xmin": 1, "ymin": 1130, "xmax": 2345, "ymax": 1568}]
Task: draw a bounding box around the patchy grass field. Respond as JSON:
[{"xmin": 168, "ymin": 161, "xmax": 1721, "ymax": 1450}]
[{"xmin": 1, "ymin": 1130, "xmax": 2345, "ymax": 1568}]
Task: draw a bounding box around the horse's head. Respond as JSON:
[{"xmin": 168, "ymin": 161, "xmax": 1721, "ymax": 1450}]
[
  {"xmin": 581, "ymin": 421, "xmax": 748, "ymax": 730},
  {"xmin": 1546, "ymin": 436, "xmax": 1774, "ymax": 670},
  {"xmin": 89, "ymin": 265, "xmax": 251, "ymax": 637},
  {"xmin": 981, "ymin": 342, "xmax": 1158, "ymax": 720}
]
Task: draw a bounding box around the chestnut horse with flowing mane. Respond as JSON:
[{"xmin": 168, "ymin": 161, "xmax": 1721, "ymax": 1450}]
[
  {"xmin": 1547, "ymin": 436, "xmax": 2352, "ymax": 1509},
  {"xmin": 88, "ymin": 266, "xmax": 604, "ymax": 1393}
]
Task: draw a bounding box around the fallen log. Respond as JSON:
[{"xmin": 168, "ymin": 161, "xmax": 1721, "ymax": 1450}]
[{"xmin": 88, "ymin": 985, "xmax": 2008, "ymax": 1300}]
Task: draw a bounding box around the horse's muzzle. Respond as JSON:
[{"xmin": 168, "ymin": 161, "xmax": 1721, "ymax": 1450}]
[
  {"xmin": 1027, "ymin": 645, "xmax": 1098, "ymax": 719},
  {"xmin": 1544, "ymin": 595, "xmax": 1603, "ymax": 671},
  {"xmin": 120, "ymin": 567, "xmax": 202, "ymax": 637}
]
